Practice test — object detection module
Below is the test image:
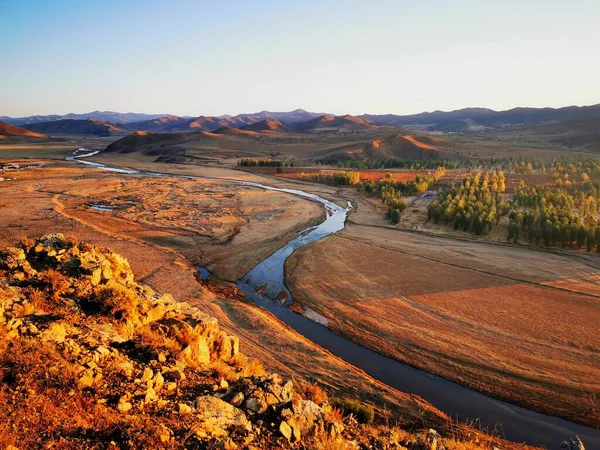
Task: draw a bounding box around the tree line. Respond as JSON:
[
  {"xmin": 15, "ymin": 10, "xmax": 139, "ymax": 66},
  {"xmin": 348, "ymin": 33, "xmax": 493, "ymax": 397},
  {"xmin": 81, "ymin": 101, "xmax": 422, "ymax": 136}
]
[
  {"xmin": 427, "ymin": 171, "xmax": 508, "ymax": 236},
  {"xmin": 508, "ymin": 183, "xmax": 600, "ymax": 250}
]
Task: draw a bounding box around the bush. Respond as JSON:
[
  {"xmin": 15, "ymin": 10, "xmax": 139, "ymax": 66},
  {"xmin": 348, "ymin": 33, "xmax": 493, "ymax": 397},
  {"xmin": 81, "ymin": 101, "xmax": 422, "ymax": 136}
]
[{"xmin": 331, "ymin": 397, "xmax": 375, "ymax": 423}]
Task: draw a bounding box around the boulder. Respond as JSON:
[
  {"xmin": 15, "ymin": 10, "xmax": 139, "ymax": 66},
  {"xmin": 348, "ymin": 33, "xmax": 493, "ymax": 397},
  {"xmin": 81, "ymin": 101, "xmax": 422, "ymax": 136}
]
[{"xmin": 194, "ymin": 396, "xmax": 251, "ymax": 438}]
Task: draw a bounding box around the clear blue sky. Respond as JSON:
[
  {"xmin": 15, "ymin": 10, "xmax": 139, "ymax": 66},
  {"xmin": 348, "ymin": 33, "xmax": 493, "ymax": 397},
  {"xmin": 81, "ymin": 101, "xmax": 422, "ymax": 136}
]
[{"xmin": 1, "ymin": 0, "xmax": 599, "ymax": 117}]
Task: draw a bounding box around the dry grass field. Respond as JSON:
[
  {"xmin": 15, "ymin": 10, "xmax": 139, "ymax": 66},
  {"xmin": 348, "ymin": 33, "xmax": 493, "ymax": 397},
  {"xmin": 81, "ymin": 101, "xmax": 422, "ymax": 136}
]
[{"xmin": 285, "ymin": 219, "xmax": 600, "ymax": 427}]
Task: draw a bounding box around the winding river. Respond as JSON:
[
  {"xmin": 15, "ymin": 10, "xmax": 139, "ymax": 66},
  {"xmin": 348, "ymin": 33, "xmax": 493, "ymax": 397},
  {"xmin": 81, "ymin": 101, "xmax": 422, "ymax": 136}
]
[{"xmin": 68, "ymin": 153, "xmax": 600, "ymax": 449}]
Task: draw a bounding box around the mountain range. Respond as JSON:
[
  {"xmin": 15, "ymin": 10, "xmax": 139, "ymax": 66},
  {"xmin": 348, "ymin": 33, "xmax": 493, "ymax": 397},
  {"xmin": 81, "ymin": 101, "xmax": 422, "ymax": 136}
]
[{"xmin": 2, "ymin": 104, "xmax": 600, "ymax": 150}]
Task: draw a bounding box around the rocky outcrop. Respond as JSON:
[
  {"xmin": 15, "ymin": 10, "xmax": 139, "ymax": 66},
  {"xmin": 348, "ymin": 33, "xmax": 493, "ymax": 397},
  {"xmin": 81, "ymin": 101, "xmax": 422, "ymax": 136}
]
[{"xmin": 0, "ymin": 233, "xmax": 546, "ymax": 449}]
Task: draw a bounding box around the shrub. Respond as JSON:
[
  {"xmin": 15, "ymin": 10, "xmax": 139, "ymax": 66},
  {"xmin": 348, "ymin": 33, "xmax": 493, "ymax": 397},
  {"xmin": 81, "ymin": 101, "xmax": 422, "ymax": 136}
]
[
  {"xmin": 331, "ymin": 397, "xmax": 375, "ymax": 423},
  {"xmin": 297, "ymin": 381, "xmax": 328, "ymax": 405}
]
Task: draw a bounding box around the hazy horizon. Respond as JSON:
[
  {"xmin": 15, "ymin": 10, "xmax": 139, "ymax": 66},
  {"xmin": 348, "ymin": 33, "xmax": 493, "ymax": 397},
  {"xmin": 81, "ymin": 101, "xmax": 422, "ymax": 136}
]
[
  {"xmin": 2, "ymin": 0, "xmax": 599, "ymax": 117},
  {"xmin": 2, "ymin": 100, "xmax": 600, "ymax": 120}
]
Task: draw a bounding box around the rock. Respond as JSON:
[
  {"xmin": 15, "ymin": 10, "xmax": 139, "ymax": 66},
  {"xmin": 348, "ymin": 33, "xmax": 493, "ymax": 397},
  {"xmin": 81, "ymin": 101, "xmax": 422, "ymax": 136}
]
[
  {"xmin": 78, "ymin": 370, "xmax": 95, "ymax": 389},
  {"xmin": 115, "ymin": 360, "xmax": 134, "ymax": 378},
  {"xmin": 230, "ymin": 392, "xmax": 244, "ymax": 407},
  {"xmin": 143, "ymin": 304, "xmax": 166, "ymax": 325},
  {"xmin": 195, "ymin": 396, "xmax": 251, "ymax": 438},
  {"xmin": 245, "ymin": 397, "xmax": 268, "ymax": 414},
  {"xmin": 118, "ymin": 401, "xmax": 133, "ymax": 413},
  {"xmin": 178, "ymin": 403, "xmax": 193, "ymax": 414},
  {"xmin": 152, "ymin": 372, "xmax": 164, "ymax": 392},
  {"xmin": 145, "ymin": 386, "xmax": 158, "ymax": 403},
  {"xmin": 561, "ymin": 436, "xmax": 585, "ymax": 450},
  {"xmin": 426, "ymin": 428, "xmax": 439, "ymax": 450},
  {"xmin": 90, "ymin": 268, "xmax": 102, "ymax": 286},
  {"xmin": 158, "ymin": 424, "xmax": 172, "ymax": 443},
  {"xmin": 220, "ymin": 378, "xmax": 229, "ymax": 389},
  {"xmin": 279, "ymin": 421, "xmax": 293, "ymax": 442},
  {"xmin": 140, "ymin": 367, "xmax": 153, "ymax": 383}
]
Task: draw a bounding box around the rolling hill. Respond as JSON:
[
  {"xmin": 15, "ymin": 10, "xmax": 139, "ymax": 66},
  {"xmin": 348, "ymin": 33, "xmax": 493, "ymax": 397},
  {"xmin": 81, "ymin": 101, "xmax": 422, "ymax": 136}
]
[
  {"xmin": 22, "ymin": 119, "xmax": 132, "ymax": 136},
  {"xmin": 103, "ymin": 130, "xmax": 217, "ymax": 154},
  {"xmin": 292, "ymin": 114, "xmax": 378, "ymax": 132},
  {"xmin": 240, "ymin": 119, "xmax": 293, "ymax": 133},
  {"xmin": 0, "ymin": 120, "xmax": 48, "ymax": 140},
  {"xmin": 358, "ymin": 133, "xmax": 453, "ymax": 160}
]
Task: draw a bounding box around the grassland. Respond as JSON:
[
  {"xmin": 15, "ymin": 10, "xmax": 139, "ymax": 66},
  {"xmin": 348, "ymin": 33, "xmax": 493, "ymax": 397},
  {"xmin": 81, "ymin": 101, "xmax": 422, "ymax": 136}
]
[{"xmin": 286, "ymin": 195, "xmax": 600, "ymax": 427}]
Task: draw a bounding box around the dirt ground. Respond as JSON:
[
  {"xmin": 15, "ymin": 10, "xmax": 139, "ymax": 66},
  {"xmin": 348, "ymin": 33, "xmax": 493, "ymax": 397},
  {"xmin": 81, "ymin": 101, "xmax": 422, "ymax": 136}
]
[{"xmin": 286, "ymin": 211, "xmax": 600, "ymax": 427}]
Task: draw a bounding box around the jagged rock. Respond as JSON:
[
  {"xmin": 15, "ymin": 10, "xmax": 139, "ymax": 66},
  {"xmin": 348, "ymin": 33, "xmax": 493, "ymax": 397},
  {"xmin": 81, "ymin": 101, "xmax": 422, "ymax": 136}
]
[
  {"xmin": 245, "ymin": 397, "xmax": 268, "ymax": 414},
  {"xmin": 561, "ymin": 436, "xmax": 585, "ymax": 450},
  {"xmin": 145, "ymin": 386, "xmax": 158, "ymax": 403},
  {"xmin": 78, "ymin": 369, "xmax": 96, "ymax": 389},
  {"xmin": 42, "ymin": 323, "xmax": 67, "ymax": 343},
  {"xmin": 141, "ymin": 367, "xmax": 154, "ymax": 383},
  {"xmin": 230, "ymin": 392, "xmax": 245, "ymax": 407},
  {"xmin": 195, "ymin": 396, "xmax": 252, "ymax": 438}
]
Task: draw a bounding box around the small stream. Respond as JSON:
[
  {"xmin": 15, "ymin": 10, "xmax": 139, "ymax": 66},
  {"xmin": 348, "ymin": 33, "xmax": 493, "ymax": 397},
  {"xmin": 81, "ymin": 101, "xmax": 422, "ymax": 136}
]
[{"xmin": 68, "ymin": 152, "xmax": 600, "ymax": 449}]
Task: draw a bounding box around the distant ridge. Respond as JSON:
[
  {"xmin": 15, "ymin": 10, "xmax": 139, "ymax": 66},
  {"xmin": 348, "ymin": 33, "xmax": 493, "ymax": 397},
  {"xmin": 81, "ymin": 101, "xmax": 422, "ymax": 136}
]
[
  {"xmin": 360, "ymin": 103, "xmax": 600, "ymax": 131},
  {"xmin": 22, "ymin": 119, "xmax": 131, "ymax": 136},
  {"xmin": 2, "ymin": 111, "xmax": 169, "ymax": 126}
]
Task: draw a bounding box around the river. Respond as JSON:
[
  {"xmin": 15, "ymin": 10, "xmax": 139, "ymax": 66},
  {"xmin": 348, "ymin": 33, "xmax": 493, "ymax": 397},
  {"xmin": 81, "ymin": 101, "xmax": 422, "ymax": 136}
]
[{"xmin": 68, "ymin": 153, "xmax": 599, "ymax": 449}]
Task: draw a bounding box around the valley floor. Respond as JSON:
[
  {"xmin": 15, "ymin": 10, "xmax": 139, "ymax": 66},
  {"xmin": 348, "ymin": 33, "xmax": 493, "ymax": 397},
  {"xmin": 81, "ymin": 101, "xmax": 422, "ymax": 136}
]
[
  {"xmin": 0, "ymin": 160, "xmax": 486, "ymax": 443},
  {"xmin": 2, "ymin": 147, "xmax": 598, "ymax": 448}
]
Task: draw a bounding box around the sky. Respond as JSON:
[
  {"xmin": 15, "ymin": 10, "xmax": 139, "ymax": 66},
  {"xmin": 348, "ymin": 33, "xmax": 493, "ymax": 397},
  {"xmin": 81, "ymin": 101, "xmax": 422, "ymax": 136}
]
[{"xmin": 1, "ymin": 0, "xmax": 599, "ymax": 117}]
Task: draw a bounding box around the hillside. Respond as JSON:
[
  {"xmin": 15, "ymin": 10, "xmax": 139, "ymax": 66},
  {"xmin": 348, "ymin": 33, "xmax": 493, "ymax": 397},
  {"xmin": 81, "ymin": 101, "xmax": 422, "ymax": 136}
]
[
  {"xmin": 240, "ymin": 119, "xmax": 293, "ymax": 133},
  {"xmin": 104, "ymin": 130, "xmax": 215, "ymax": 154},
  {"xmin": 22, "ymin": 119, "xmax": 131, "ymax": 136},
  {"xmin": 0, "ymin": 233, "xmax": 511, "ymax": 449},
  {"xmin": 292, "ymin": 114, "xmax": 378, "ymax": 133},
  {"xmin": 213, "ymin": 126, "xmax": 261, "ymax": 136},
  {"xmin": 358, "ymin": 133, "xmax": 453, "ymax": 159},
  {"xmin": 0, "ymin": 121, "xmax": 48, "ymax": 140},
  {"xmin": 497, "ymin": 116, "xmax": 600, "ymax": 153}
]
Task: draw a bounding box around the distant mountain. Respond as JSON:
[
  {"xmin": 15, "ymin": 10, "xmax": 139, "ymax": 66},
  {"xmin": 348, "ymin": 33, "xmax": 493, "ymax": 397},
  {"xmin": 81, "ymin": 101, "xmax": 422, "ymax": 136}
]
[
  {"xmin": 292, "ymin": 114, "xmax": 377, "ymax": 132},
  {"xmin": 240, "ymin": 120, "xmax": 293, "ymax": 133},
  {"xmin": 127, "ymin": 110, "xmax": 324, "ymax": 133},
  {"xmin": 0, "ymin": 121, "xmax": 48, "ymax": 140},
  {"xmin": 361, "ymin": 104, "xmax": 600, "ymax": 132},
  {"xmin": 230, "ymin": 109, "xmax": 322, "ymax": 124},
  {"xmin": 3, "ymin": 111, "xmax": 170, "ymax": 126},
  {"xmin": 22, "ymin": 119, "xmax": 131, "ymax": 136}
]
